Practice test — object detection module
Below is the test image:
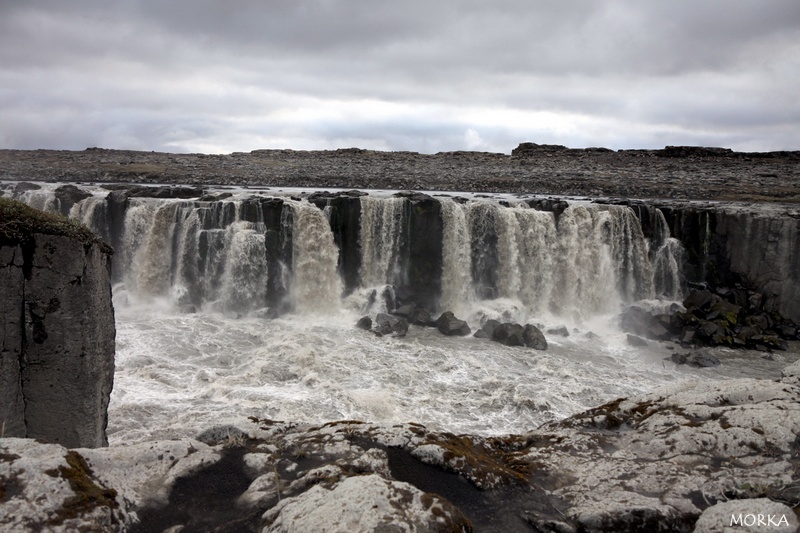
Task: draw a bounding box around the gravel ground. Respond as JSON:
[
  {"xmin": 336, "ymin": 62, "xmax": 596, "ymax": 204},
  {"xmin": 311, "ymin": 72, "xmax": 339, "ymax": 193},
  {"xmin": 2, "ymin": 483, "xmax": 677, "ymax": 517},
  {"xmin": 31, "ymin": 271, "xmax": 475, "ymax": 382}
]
[{"xmin": 1, "ymin": 144, "xmax": 798, "ymax": 202}]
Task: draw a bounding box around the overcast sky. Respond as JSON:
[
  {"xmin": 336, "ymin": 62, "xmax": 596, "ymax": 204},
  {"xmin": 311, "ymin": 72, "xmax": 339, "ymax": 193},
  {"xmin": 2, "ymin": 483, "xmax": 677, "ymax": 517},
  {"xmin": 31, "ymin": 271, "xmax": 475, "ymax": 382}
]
[{"xmin": 1, "ymin": 1, "xmax": 798, "ymax": 154}]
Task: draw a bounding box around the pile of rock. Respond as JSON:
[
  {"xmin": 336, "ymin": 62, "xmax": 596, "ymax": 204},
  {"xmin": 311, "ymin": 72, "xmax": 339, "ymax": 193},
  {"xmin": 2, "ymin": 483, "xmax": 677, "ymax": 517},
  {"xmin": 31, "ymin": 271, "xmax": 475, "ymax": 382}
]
[
  {"xmin": 357, "ymin": 307, "xmax": 552, "ymax": 350},
  {"xmin": 474, "ymin": 319, "xmax": 548, "ymax": 350},
  {"xmin": 621, "ymin": 287, "xmax": 799, "ymax": 351},
  {"xmin": 356, "ymin": 307, "xmax": 472, "ymax": 338}
]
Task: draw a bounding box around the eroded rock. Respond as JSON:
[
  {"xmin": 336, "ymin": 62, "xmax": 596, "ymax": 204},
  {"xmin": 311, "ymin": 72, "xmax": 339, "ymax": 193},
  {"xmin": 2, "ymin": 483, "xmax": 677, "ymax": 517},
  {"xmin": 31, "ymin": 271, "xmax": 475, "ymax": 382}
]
[{"xmin": 261, "ymin": 474, "xmax": 472, "ymax": 533}]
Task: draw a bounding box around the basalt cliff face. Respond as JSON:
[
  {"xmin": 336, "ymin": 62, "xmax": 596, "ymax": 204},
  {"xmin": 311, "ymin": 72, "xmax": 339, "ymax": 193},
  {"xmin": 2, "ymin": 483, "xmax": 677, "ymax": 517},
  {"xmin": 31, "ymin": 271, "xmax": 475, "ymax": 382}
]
[{"xmin": 0, "ymin": 199, "xmax": 115, "ymax": 448}]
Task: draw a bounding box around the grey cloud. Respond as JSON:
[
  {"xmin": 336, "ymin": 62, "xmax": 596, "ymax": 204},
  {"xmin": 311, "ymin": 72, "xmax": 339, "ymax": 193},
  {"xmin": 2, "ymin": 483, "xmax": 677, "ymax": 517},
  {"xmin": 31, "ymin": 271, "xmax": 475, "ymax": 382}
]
[{"xmin": 1, "ymin": 0, "xmax": 798, "ymax": 153}]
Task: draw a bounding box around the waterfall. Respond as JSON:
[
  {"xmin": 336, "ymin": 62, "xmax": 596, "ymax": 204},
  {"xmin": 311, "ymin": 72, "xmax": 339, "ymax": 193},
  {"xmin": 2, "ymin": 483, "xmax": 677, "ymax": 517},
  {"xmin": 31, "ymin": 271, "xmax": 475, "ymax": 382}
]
[
  {"xmin": 467, "ymin": 201, "xmax": 500, "ymax": 299},
  {"xmin": 551, "ymin": 206, "xmax": 618, "ymax": 316},
  {"xmin": 650, "ymin": 209, "xmax": 684, "ymax": 300},
  {"xmin": 358, "ymin": 196, "xmax": 406, "ymax": 288},
  {"xmin": 12, "ymin": 184, "xmax": 687, "ymax": 320},
  {"xmin": 288, "ymin": 201, "xmax": 343, "ymax": 313},
  {"xmin": 68, "ymin": 196, "xmax": 110, "ymax": 243},
  {"xmin": 513, "ymin": 207, "xmax": 558, "ymax": 313},
  {"xmin": 132, "ymin": 202, "xmax": 180, "ymax": 297},
  {"xmin": 439, "ymin": 198, "xmax": 473, "ymax": 313},
  {"xmin": 605, "ymin": 206, "xmax": 655, "ymax": 302},
  {"xmin": 218, "ymin": 221, "xmax": 268, "ymax": 312}
]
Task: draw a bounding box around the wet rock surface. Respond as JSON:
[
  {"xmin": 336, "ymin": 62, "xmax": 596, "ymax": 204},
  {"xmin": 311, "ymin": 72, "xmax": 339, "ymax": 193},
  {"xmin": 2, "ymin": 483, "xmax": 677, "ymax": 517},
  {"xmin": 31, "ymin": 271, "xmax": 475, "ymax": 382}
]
[
  {"xmin": 1, "ymin": 145, "xmax": 799, "ymax": 203},
  {"xmin": 3, "ymin": 363, "xmax": 799, "ymax": 532}
]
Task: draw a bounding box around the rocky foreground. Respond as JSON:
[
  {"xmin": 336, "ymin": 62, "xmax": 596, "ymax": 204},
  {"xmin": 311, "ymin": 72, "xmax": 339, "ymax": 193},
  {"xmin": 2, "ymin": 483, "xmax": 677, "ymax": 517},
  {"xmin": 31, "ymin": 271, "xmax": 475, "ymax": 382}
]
[
  {"xmin": 1, "ymin": 143, "xmax": 799, "ymax": 203},
  {"xmin": 2, "ymin": 360, "xmax": 799, "ymax": 532}
]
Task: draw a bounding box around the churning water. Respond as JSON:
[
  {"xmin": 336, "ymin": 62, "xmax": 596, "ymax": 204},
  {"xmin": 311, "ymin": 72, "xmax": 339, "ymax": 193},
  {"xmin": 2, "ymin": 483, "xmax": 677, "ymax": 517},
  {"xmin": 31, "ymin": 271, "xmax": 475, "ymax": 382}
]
[{"xmin": 11, "ymin": 183, "xmax": 795, "ymax": 444}]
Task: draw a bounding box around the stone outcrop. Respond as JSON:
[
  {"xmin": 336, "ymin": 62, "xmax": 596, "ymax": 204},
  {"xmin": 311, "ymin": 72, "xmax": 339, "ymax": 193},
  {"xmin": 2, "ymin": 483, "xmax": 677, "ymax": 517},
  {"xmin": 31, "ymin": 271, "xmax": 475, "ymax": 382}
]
[
  {"xmin": 3, "ymin": 362, "xmax": 799, "ymax": 531},
  {"xmin": 435, "ymin": 311, "xmax": 471, "ymax": 336},
  {"xmin": 0, "ymin": 199, "xmax": 114, "ymax": 448},
  {"xmin": 646, "ymin": 201, "xmax": 800, "ymax": 323},
  {"xmin": 620, "ymin": 287, "xmax": 799, "ymax": 350}
]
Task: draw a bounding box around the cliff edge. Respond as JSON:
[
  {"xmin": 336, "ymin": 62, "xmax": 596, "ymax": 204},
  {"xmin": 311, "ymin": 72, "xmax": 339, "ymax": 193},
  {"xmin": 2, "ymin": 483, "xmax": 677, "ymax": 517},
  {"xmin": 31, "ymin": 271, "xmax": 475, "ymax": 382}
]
[{"xmin": 1, "ymin": 198, "xmax": 115, "ymax": 448}]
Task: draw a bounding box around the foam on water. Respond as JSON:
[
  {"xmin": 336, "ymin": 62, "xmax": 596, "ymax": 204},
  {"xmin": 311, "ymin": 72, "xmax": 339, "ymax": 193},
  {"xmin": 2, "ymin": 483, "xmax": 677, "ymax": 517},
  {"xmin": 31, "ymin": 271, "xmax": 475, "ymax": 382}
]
[{"xmin": 107, "ymin": 294, "xmax": 796, "ymax": 445}]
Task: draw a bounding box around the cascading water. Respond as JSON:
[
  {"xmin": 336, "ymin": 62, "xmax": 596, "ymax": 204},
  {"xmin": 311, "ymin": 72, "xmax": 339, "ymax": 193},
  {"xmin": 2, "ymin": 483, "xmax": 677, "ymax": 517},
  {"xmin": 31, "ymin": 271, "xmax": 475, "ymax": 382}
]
[
  {"xmin": 69, "ymin": 196, "xmax": 110, "ymax": 243},
  {"xmin": 288, "ymin": 200, "xmax": 343, "ymax": 314},
  {"xmin": 439, "ymin": 198, "xmax": 473, "ymax": 314},
  {"xmin": 7, "ymin": 183, "xmax": 744, "ymax": 447},
  {"xmin": 218, "ymin": 221, "xmax": 269, "ymax": 312},
  {"xmin": 650, "ymin": 209, "xmax": 684, "ymax": 300},
  {"xmin": 605, "ymin": 205, "xmax": 656, "ymax": 302},
  {"xmin": 358, "ymin": 196, "xmax": 407, "ymax": 288},
  {"xmin": 512, "ymin": 207, "xmax": 558, "ymax": 314}
]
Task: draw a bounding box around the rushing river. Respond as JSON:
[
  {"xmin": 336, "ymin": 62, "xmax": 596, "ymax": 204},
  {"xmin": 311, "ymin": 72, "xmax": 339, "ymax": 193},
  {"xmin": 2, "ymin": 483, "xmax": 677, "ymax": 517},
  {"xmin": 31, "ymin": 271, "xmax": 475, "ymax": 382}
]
[{"xmin": 9, "ymin": 182, "xmax": 796, "ymax": 444}]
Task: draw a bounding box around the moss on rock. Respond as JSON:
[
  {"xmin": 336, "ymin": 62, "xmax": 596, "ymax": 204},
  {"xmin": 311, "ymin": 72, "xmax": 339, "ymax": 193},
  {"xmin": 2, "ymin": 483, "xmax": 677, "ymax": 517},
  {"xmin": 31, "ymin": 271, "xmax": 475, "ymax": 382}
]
[{"xmin": 0, "ymin": 197, "xmax": 112, "ymax": 253}]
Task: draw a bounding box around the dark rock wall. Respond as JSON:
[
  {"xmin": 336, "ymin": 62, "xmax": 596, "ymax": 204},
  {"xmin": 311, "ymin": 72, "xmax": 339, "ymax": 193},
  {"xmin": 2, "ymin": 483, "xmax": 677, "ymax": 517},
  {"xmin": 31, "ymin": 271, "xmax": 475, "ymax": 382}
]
[
  {"xmin": 658, "ymin": 205, "xmax": 800, "ymax": 322},
  {"xmin": 0, "ymin": 234, "xmax": 115, "ymax": 448},
  {"xmin": 308, "ymin": 194, "xmax": 362, "ymax": 294},
  {"xmin": 405, "ymin": 195, "xmax": 443, "ymax": 309},
  {"xmin": 715, "ymin": 210, "xmax": 800, "ymax": 321}
]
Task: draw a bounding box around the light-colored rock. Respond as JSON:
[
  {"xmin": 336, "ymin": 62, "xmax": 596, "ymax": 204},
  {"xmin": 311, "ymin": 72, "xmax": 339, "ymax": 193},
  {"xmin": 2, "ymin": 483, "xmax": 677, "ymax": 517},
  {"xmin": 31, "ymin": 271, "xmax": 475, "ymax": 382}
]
[
  {"xmin": 0, "ymin": 438, "xmax": 127, "ymax": 532},
  {"xmin": 781, "ymin": 359, "xmax": 800, "ymax": 386},
  {"xmin": 524, "ymin": 377, "xmax": 800, "ymax": 532},
  {"xmin": 78, "ymin": 438, "xmax": 220, "ymax": 510},
  {"xmin": 260, "ymin": 474, "xmax": 471, "ymax": 533},
  {"xmin": 3, "ymin": 366, "xmax": 800, "ymax": 532},
  {"xmin": 693, "ymin": 498, "xmax": 798, "ymax": 532}
]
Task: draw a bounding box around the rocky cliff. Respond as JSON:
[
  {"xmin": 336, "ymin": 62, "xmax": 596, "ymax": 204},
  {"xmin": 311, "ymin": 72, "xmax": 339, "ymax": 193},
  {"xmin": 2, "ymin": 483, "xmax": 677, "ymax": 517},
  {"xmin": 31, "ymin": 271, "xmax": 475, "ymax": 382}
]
[
  {"xmin": 638, "ymin": 200, "xmax": 800, "ymax": 323},
  {"xmin": 0, "ymin": 198, "xmax": 115, "ymax": 448}
]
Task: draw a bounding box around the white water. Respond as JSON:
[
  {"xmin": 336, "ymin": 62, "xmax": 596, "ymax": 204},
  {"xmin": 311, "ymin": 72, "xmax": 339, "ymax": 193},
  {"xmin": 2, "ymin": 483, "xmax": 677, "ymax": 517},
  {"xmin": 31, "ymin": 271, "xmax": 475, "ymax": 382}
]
[
  {"xmin": 10, "ymin": 183, "xmax": 795, "ymax": 445},
  {"xmin": 288, "ymin": 200, "xmax": 343, "ymax": 313}
]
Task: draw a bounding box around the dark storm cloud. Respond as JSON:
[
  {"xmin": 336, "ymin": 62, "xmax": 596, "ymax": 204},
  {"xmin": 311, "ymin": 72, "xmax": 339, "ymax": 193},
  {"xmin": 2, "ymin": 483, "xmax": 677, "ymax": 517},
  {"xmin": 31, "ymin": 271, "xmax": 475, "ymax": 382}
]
[{"xmin": 1, "ymin": 0, "xmax": 798, "ymax": 153}]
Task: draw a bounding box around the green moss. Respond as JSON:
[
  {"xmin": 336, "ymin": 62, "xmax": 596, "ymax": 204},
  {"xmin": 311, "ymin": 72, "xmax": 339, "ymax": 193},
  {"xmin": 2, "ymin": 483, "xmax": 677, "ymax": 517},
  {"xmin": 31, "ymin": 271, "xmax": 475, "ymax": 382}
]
[
  {"xmin": 420, "ymin": 433, "xmax": 529, "ymax": 489},
  {"xmin": 0, "ymin": 197, "xmax": 112, "ymax": 253},
  {"xmin": 44, "ymin": 451, "xmax": 119, "ymax": 526}
]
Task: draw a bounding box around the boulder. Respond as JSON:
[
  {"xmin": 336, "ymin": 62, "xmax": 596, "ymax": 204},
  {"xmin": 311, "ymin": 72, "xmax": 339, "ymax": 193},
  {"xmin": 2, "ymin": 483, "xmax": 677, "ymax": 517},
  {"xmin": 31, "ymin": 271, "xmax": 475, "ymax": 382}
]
[
  {"xmin": 393, "ymin": 304, "xmax": 435, "ymax": 327},
  {"xmin": 53, "ymin": 184, "xmax": 92, "ymax": 215},
  {"xmin": 693, "ymin": 499, "xmax": 798, "ymax": 533},
  {"xmin": 491, "ymin": 322, "xmax": 525, "ymax": 346},
  {"xmin": 619, "ymin": 305, "xmax": 660, "ymax": 339},
  {"xmin": 473, "ymin": 318, "xmax": 500, "ymax": 339},
  {"xmin": 435, "ymin": 311, "xmax": 471, "ymax": 336},
  {"xmin": 523, "ymin": 324, "xmax": 548, "ymax": 350},
  {"xmin": 13, "ymin": 181, "xmax": 42, "ymax": 193},
  {"xmin": 261, "ymin": 474, "xmax": 471, "ymax": 532},
  {"xmin": 355, "ymin": 316, "xmax": 372, "ymax": 330},
  {"xmin": 683, "ymin": 289, "xmax": 715, "ymax": 313},
  {"xmin": 375, "ymin": 313, "xmax": 408, "ymax": 336},
  {"xmin": 410, "ymin": 307, "xmax": 435, "ymax": 327},
  {"xmin": 670, "ymin": 352, "xmax": 721, "ymax": 367},
  {"xmin": 392, "ymin": 303, "xmax": 417, "ymax": 319}
]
